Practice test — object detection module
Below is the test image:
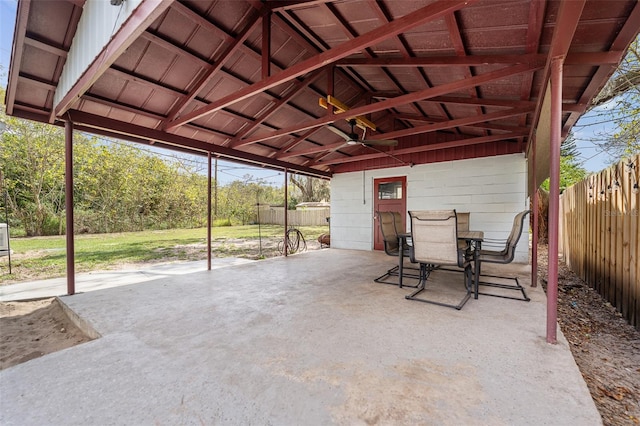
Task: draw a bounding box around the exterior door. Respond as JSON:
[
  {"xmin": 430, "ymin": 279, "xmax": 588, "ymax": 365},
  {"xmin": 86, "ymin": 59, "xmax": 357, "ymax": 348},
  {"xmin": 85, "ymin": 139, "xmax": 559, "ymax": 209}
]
[{"xmin": 373, "ymin": 176, "xmax": 407, "ymax": 250}]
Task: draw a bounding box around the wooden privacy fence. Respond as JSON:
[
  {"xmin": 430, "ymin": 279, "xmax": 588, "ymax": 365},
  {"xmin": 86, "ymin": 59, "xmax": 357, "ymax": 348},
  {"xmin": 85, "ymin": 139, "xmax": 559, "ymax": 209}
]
[
  {"xmin": 258, "ymin": 208, "xmax": 330, "ymax": 227},
  {"xmin": 560, "ymin": 155, "xmax": 639, "ymax": 330}
]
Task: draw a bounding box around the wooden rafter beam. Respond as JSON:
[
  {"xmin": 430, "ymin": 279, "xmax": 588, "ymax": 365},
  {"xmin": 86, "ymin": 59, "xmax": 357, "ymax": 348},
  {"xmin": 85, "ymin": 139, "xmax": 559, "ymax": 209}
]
[
  {"xmin": 262, "ymin": 11, "xmax": 271, "ymax": 79},
  {"xmin": 368, "ymin": 0, "xmax": 458, "ymax": 134},
  {"xmin": 163, "ymin": 10, "xmax": 264, "ymax": 126},
  {"xmin": 419, "ymin": 96, "xmax": 536, "ymax": 109},
  {"xmin": 227, "ymin": 68, "xmax": 325, "ymax": 147},
  {"xmin": 155, "ymin": 4, "xmax": 340, "ymax": 142},
  {"xmin": 335, "ymin": 54, "xmax": 545, "ymax": 67},
  {"xmin": 516, "ymin": 0, "xmax": 546, "ymax": 147},
  {"xmin": 276, "ymin": 107, "xmax": 531, "ymax": 161},
  {"xmin": 234, "ymin": 62, "xmax": 542, "ymax": 147},
  {"xmin": 336, "ymin": 49, "xmax": 626, "ymax": 67},
  {"xmin": 264, "ymin": 0, "xmax": 335, "ymax": 12},
  {"xmin": 393, "ymin": 113, "xmax": 530, "ymax": 133},
  {"xmin": 24, "ymin": 36, "xmax": 68, "ymax": 58},
  {"xmin": 320, "ymin": 0, "xmax": 421, "ymax": 120},
  {"xmin": 317, "ymin": 132, "xmax": 529, "ymax": 166},
  {"xmin": 18, "ymin": 74, "xmax": 57, "ymax": 92},
  {"xmin": 166, "ymin": 0, "xmax": 476, "ymax": 130},
  {"xmin": 269, "ymin": 12, "xmax": 368, "ymax": 97},
  {"xmin": 445, "ymin": 12, "xmax": 487, "ymax": 136},
  {"xmin": 104, "ymin": 66, "xmax": 290, "ymax": 137},
  {"xmin": 278, "ymin": 141, "xmax": 347, "ymax": 159},
  {"xmin": 82, "ymin": 94, "xmax": 237, "ymax": 140},
  {"xmin": 368, "ymin": 107, "xmax": 532, "ymax": 141}
]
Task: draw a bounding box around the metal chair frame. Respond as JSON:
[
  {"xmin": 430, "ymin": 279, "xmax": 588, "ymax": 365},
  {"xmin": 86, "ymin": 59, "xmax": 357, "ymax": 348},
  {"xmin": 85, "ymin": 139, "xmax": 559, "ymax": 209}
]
[
  {"xmin": 476, "ymin": 210, "xmax": 531, "ymax": 302},
  {"xmin": 374, "ymin": 211, "xmax": 419, "ymax": 288},
  {"xmin": 404, "ymin": 210, "xmax": 473, "ymax": 310}
]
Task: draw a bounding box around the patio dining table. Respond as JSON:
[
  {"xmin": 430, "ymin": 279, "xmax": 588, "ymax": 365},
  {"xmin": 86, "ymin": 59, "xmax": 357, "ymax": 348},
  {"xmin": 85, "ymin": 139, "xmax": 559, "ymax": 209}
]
[{"xmin": 397, "ymin": 231, "xmax": 484, "ymax": 298}]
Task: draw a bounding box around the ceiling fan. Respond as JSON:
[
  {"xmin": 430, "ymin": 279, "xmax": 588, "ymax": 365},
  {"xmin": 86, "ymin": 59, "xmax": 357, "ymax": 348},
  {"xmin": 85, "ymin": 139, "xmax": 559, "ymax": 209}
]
[{"xmin": 328, "ymin": 119, "xmax": 398, "ymax": 147}]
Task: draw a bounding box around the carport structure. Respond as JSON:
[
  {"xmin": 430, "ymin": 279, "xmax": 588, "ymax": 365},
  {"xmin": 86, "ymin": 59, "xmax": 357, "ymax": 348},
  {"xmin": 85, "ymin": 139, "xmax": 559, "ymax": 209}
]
[{"xmin": 5, "ymin": 0, "xmax": 640, "ymax": 344}]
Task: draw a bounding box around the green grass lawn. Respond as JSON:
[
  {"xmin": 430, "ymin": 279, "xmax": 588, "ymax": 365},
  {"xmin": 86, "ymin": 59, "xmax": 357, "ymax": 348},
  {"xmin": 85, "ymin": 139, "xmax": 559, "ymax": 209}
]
[{"xmin": 1, "ymin": 225, "xmax": 330, "ymax": 284}]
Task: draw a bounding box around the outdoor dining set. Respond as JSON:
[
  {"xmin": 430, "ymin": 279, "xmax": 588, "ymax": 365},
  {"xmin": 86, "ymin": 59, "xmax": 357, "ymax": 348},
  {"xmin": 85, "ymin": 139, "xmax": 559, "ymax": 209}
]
[{"xmin": 374, "ymin": 209, "xmax": 531, "ymax": 310}]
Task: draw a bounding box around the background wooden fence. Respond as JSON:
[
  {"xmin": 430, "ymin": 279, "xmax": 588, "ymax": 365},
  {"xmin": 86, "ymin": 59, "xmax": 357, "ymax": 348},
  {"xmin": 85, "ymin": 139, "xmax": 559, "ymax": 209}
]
[
  {"xmin": 258, "ymin": 208, "xmax": 330, "ymax": 227},
  {"xmin": 560, "ymin": 155, "xmax": 639, "ymax": 330}
]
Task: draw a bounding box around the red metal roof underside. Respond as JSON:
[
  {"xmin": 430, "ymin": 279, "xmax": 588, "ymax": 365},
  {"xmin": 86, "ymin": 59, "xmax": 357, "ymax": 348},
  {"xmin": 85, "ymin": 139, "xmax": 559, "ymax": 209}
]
[{"xmin": 5, "ymin": 0, "xmax": 640, "ymax": 178}]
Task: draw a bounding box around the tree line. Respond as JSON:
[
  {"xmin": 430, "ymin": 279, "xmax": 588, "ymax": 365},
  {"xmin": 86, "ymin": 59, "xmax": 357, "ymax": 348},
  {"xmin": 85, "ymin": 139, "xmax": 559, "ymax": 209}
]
[{"xmin": 1, "ymin": 90, "xmax": 329, "ymax": 237}]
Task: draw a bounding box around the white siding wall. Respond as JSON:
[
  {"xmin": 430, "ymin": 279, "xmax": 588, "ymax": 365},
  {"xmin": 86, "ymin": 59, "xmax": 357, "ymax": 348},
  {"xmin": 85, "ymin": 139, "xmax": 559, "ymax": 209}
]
[
  {"xmin": 330, "ymin": 154, "xmax": 530, "ymax": 262},
  {"xmin": 54, "ymin": 0, "xmax": 143, "ymax": 107}
]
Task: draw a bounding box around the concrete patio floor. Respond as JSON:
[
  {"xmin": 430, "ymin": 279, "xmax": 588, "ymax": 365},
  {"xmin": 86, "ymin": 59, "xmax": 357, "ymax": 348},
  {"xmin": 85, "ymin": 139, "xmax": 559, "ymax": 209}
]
[{"xmin": 0, "ymin": 249, "xmax": 600, "ymax": 425}]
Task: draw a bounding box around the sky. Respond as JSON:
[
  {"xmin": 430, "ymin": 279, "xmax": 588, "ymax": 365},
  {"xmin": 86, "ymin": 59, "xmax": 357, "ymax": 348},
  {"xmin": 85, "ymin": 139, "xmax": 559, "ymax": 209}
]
[{"xmin": 0, "ymin": 0, "xmax": 620, "ymax": 178}]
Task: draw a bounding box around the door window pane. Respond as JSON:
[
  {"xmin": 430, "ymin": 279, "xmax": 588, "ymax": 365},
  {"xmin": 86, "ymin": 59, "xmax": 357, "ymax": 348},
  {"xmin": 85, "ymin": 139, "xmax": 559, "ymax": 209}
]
[{"xmin": 378, "ymin": 181, "xmax": 403, "ymax": 199}]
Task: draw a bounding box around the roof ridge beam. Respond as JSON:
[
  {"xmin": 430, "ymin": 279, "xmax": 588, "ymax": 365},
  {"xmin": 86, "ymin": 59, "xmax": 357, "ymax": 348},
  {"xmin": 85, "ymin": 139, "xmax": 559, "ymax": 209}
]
[{"xmin": 165, "ymin": 0, "xmax": 476, "ymax": 130}]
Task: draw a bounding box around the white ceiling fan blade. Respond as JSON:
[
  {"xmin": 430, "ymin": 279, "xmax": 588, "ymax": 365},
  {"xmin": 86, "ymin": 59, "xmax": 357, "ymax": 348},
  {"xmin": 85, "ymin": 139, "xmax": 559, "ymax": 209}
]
[{"xmin": 327, "ymin": 125, "xmax": 350, "ymax": 141}]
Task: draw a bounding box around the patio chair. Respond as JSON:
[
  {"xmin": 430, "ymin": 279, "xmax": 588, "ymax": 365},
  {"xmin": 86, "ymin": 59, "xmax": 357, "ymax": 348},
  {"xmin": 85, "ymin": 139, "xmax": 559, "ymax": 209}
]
[
  {"xmin": 476, "ymin": 210, "xmax": 531, "ymax": 301},
  {"xmin": 405, "ymin": 210, "xmax": 473, "ymax": 310},
  {"xmin": 457, "ymin": 212, "xmax": 471, "ymax": 251},
  {"xmin": 374, "ymin": 211, "xmax": 418, "ymax": 288}
]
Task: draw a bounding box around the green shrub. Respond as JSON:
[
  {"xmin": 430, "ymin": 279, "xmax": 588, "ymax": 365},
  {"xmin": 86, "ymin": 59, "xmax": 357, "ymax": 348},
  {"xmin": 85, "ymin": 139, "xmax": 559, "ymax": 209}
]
[
  {"xmin": 213, "ymin": 218, "xmax": 232, "ymax": 227},
  {"xmin": 7, "ymin": 226, "xmax": 27, "ymax": 238},
  {"xmin": 42, "ymin": 215, "xmax": 62, "ymax": 236}
]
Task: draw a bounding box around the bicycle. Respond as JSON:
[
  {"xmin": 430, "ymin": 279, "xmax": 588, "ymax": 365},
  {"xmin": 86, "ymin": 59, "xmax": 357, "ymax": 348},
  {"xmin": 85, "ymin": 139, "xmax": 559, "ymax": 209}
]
[{"xmin": 277, "ymin": 227, "xmax": 307, "ymax": 255}]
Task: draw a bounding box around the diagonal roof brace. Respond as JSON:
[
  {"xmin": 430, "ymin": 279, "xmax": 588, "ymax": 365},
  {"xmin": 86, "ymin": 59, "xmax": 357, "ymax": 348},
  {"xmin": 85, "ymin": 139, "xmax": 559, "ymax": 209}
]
[
  {"xmin": 279, "ymin": 107, "xmax": 531, "ymax": 160},
  {"xmin": 233, "ymin": 62, "xmax": 543, "ymax": 148},
  {"xmin": 165, "ymin": 0, "xmax": 477, "ymax": 130},
  {"xmin": 318, "ymin": 132, "xmax": 529, "ymax": 166}
]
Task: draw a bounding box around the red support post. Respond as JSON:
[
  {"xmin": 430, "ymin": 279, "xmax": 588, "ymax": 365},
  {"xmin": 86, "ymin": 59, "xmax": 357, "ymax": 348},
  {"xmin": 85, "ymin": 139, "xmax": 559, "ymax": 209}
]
[
  {"xmin": 284, "ymin": 169, "xmax": 288, "ymax": 257},
  {"xmin": 531, "ymin": 137, "xmax": 538, "ymax": 288},
  {"xmin": 547, "ymin": 58, "xmax": 563, "ymax": 344},
  {"xmin": 65, "ymin": 120, "xmax": 75, "ymax": 295},
  {"xmin": 207, "ymin": 152, "xmax": 212, "ymax": 270}
]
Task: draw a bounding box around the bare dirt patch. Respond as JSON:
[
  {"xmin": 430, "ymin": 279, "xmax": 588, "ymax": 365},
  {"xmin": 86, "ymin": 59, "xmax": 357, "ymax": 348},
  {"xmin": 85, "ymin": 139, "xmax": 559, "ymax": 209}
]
[
  {"xmin": 537, "ymin": 244, "xmax": 640, "ymax": 426},
  {"xmin": 2, "ymin": 236, "xmax": 323, "ymax": 284},
  {"xmin": 0, "ymin": 298, "xmax": 94, "ymax": 370}
]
